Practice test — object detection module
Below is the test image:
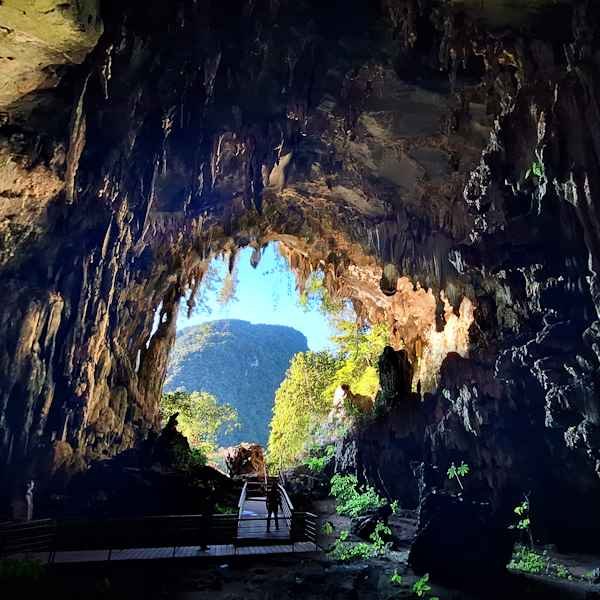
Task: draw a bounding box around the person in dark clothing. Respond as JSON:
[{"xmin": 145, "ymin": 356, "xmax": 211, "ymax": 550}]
[{"xmin": 266, "ymin": 485, "xmax": 283, "ymax": 532}]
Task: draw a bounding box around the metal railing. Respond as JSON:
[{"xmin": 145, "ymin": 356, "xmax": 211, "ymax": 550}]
[
  {"xmin": 1, "ymin": 472, "xmax": 318, "ymax": 561},
  {"xmin": 1, "ymin": 508, "xmax": 318, "ymax": 561},
  {"xmin": 238, "ymin": 481, "xmax": 248, "ymax": 520},
  {"xmin": 1, "ymin": 512, "xmax": 318, "ymax": 561}
]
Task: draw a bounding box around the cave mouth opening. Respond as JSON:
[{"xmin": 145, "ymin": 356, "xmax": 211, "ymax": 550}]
[{"xmin": 155, "ymin": 238, "xmax": 475, "ymax": 474}]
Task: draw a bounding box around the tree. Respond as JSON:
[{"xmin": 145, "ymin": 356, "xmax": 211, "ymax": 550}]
[
  {"xmin": 160, "ymin": 390, "xmax": 239, "ymax": 456},
  {"xmin": 298, "ymin": 272, "xmax": 345, "ymax": 315},
  {"xmin": 325, "ymin": 320, "xmax": 389, "ymax": 399},
  {"xmin": 267, "ymin": 351, "xmax": 341, "ymax": 470},
  {"xmin": 267, "ymin": 321, "xmax": 390, "ymax": 469}
]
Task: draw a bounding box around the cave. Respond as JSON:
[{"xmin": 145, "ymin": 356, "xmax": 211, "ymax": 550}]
[{"xmin": 1, "ymin": 0, "xmax": 600, "ymax": 597}]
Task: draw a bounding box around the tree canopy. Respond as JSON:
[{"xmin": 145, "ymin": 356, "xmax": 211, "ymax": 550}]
[
  {"xmin": 267, "ymin": 351, "xmax": 341, "ymax": 470},
  {"xmin": 325, "ymin": 320, "xmax": 389, "ymax": 400},
  {"xmin": 267, "ymin": 320, "xmax": 389, "ymax": 470},
  {"xmin": 160, "ymin": 389, "xmax": 239, "ymax": 456}
]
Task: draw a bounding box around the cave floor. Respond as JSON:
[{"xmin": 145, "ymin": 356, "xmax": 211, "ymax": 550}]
[
  {"xmin": 7, "ymin": 552, "xmax": 600, "ymax": 600},
  {"xmin": 4, "ymin": 500, "xmax": 599, "ymax": 599}
]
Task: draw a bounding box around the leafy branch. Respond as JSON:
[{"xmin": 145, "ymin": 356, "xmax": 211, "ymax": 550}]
[{"xmin": 447, "ymin": 461, "xmax": 470, "ymax": 491}]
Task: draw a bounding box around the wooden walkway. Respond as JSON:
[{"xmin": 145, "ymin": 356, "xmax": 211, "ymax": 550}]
[
  {"xmin": 1, "ymin": 477, "xmax": 318, "ymax": 564},
  {"xmin": 237, "ymin": 499, "xmax": 290, "ymax": 541},
  {"xmin": 10, "ymin": 542, "xmax": 316, "ymax": 564}
]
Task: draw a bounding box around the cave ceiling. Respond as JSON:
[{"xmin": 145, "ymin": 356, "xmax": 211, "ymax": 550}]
[{"xmin": 0, "ymin": 0, "xmax": 599, "ymax": 503}]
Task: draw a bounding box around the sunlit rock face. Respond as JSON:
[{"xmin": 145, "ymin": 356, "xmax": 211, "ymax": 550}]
[
  {"xmin": 279, "ymin": 243, "xmax": 475, "ymax": 392},
  {"xmin": 0, "ymin": 0, "xmax": 599, "ymax": 559},
  {"xmin": 0, "ymin": 1, "xmax": 102, "ymax": 113}
]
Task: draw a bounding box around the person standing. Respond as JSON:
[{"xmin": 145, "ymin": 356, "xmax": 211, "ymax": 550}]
[
  {"xmin": 265, "ymin": 485, "xmax": 282, "ymax": 532},
  {"xmin": 25, "ymin": 480, "xmax": 35, "ymax": 521}
]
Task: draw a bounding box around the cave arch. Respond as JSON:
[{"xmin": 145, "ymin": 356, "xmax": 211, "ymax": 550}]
[{"xmin": 1, "ymin": 0, "xmax": 600, "ymax": 569}]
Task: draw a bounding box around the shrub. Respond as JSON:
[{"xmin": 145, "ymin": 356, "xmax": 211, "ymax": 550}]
[
  {"xmin": 330, "ymin": 473, "xmax": 359, "ymax": 505},
  {"xmin": 508, "ymin": 545, "xmax": 573, "ymax": 580},
  {"xmin": 330, "ymin": 474, "xmax": 386, "ymax": 518},
  {"xmin": 330, "ymin": 536, "xmax": 376, "ymax": 561},
  {"xmin": 554, "ymin": 563, "xmax": 573, "ymax": 580},
  {"xmin": 0, "ymin": 559, "xmax": 45, "ymax": 582},
  {"xmin": 509, "ymin": 496, "xmax": 534, "ymax": 547},
  {"xmin": 190, "ymin": 447, "xmax": 207, "ymax": 467},
  {"xmin": 329, "ymin": 522, "xmax": 390, "ymax": 562},
  {"xmin": 412, "ymin": 573, "xmax": 432, "ymax": 597},
  {"xmin": 306, "ymin": 445, "xmax": 335, "ymax": 472},
  {"xmin": 369, "ymin": 521, "xmax": 392, "ymax": 553},
  {"xmin": 390, "ymin": 569, "xmax": 403, "ymax": 585},
  {"xmin": 508, "ymin": 546, "xmax": 548, "ymax": 574},
  {"xmin": 321, "ymin": 522, "xmax": 335, "ymax": 536}
]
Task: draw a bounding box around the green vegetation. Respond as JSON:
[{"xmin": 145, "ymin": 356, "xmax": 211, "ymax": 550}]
[
  {"xmin": 507, "ymin": 496, "xmax": 574, "ymax": 580},
  {"xmin": 508, "ymin": 546, "xmax": 548, "ymax": 574},
  {"xmin": 446, "ymin": 461, "xmax": 470, "ymax": 491},
  {"xmin": 329, "ymin": 522, "xmax": 391, "ymax": 561},
  {"xmin": 160, "ymin": 390, "xmax": 239, "ymax": 457},
  {"xmin": 510, "ymin": 497, "xmax": 534, "ymax": 546},
  {"xmin": 321, "ymin": 521, "xmax": 335, "ymax": 536},
  {"xmin": 330, "ymin": 530, "xmax": 374, "ymax": 561},
  {"xmin": 553, "ymin": 563, "xmax": 573, "ymax": 580},
  {"xmin": 267, "ymin": 351, "xmax": 341, "ymax": 470},
  {"xmin": 299, "ymin": 271, "xmax": 345, "ymax": 315},
  {"xmin": 412, "ymin": 573, "xmax": 432, "ymax": 597},
  {"xmin": 513, "ymin": 499, "xmax": 530, "ymax": 531},
  {"xmin": 508, "ymin": 546, "xmax": 574, "ymax": 580},
  {"xmin": 525, "ymin": 159, "xmax": 545, "ymax": 181},
  {"xmin": 189, "ymin": 448, "xmax": 208, "ymax": 467},
  {"xmin": 267, "ymin": 319, "xmax": 389, "ymax": 469},
  {"xmin": 306, "ymin": 444, "xmax": 336, "ymax": 472},
  {"xmin": 0, "ymin": 559, "xmax": 45, "ymax": 583},
  {"xmin": 390, "ymin": 500, "xmax": 400, "ymax": 514},
  {"xmin": 390, "ymin": 569, "xmax": 403, "ymax": 585},
  {"xmin": 330, "ymin": 474, "xmax": 387, "ymax": 518},
  {"xmin": 370, "ymin": 522, "xmax": 392, "ymax": 553},
  {"xmin": 325, "ymin": 320, "xmax": 390, "ymax": 401},
  {"xmin": 166, "ymin": 320, "xmax": 308, "ymax": 446},
  {"xmin": 167, "ymin": 443, "xmax": 210, "ymax": 472}
]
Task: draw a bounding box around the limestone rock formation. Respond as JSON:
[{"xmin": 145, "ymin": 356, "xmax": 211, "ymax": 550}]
[
  {"xmin": 0, "ymin": 0, "xmax": 600, "ymax": 578},
  {"xmin": 408, "ymin": 490, "xmax": 514, "ymax": 581},
  {"xmin": 225, "ymin": 443, "xmax": 266, "ymax": 479},
  {"xmin": 0, "ymin": 1, "xmax": 102, "ymax": 110}
]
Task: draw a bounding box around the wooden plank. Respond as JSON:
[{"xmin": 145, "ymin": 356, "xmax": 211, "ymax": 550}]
[
  {"xmin": 32, "ymin": 539, "xmax": 316, "ymax": 564},
  {"xmin": 3, "ymin": 481, "xmax": 313, "ymax": 564}
]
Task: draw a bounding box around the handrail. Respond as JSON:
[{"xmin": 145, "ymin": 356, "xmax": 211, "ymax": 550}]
[
  {"xmin": 277, "ymin": 483, "xmax": 294, "ymax": 512},
  {"xmin": 1, "ymin": 509, "xmax": 319, "ymax": 560},
  {"xmin": 238, "ymin": 481, "xmax": 248, "ymax": 519}
]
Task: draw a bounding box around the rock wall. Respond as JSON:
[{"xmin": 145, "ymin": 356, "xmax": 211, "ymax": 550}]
[{"xmin": 0, "ymin": 0, "xmax": 599, "ymax": 552}]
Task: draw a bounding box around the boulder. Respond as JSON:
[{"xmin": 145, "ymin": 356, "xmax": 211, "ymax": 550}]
[
  {"xmin": 409, "ymin": 490, "xmax": 514, "ymax": 583},
  {"xmin": 351, "ymin": 503, "xmax": 392, "ymax": 540},
  {"xmin": 225, "ymin": 443, "xmax": 266, "ymax": 478}
]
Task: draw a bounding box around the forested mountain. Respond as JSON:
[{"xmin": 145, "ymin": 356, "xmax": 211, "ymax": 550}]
[{"xmin": 164, "ymin": 320, "xmax": 308, "ymax": 446}]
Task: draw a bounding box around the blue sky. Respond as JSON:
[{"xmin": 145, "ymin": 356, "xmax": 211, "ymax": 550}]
[{"xmin": 176, "ymin": 243, "xmax": 340, "ymax": 351}]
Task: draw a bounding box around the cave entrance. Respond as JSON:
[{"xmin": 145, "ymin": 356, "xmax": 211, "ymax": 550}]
[
  {"xmin": 160, "ymin": 241, "xmax": 362, "ymax": 472},
  {"xmin": 156, "ymin": 238, "xmax": 474, "ymax": 475}
]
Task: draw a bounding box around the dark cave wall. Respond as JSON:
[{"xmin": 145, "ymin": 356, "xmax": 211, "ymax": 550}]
[
  {"xmin": 0, "ymin": 0, "xmax": 599, "ymax": 558},
  {"xmin": 0, "ymin": 0, "xmax": 483, "ymax": 491},
  {"xmin": 331, "ymin": 0, "xmax": 600, "ymax": 562}
]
